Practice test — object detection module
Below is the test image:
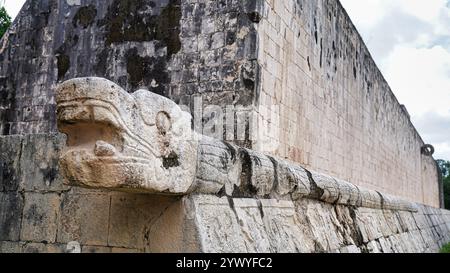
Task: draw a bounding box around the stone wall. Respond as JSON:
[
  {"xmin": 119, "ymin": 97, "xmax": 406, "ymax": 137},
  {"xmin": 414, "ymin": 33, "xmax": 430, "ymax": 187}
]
[
  {"xmin": 1, "ymin": 134, "xmax": 449, "ymax": 253},
  {"xmin": 191, "ymin": 195, "xmax": 450, "ymax": 253},
  {"xmin": 254, "ymin": 0, "xmax": 440, "ymax": 207},
  {"xmin": 0, "ymin": 0, "xmax": 445, "ymax": 253},
  {"xmin": 0, "ymin": 0, "xmax": 441, "ymax": 206},
  {"xmin": 0, "ymin": 134, "xmax": 200, "ymax": 253},
  {"xmin": 0, "ymin": 0, "xmax": 258, "ymax": 139}
]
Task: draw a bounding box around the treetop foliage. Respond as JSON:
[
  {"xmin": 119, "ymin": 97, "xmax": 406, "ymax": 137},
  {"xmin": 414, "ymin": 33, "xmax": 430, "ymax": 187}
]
[
  {"xmin": 0, "ymin": 6, "xmax": 12, "ymax": 39},
  {"xmin": 437, "ymin": 160, "xmax": 450, "ymax": 210}
]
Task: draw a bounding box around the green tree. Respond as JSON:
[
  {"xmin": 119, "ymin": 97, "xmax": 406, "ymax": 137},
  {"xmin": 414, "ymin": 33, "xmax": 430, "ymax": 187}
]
[
  {"xmin": 0, "ymin": 6, "xmax": 11, "ymax": 39},
  {"xmin": 445, "ymin": 172, "xmax": 450, "ymax": 210},
  {"xmin": 438, "ymin": 159, "xmax": 450, "ymax": 177},
  {"xmin": 438, "ymin": 160, "xmax": 450, "ymax": 209}
]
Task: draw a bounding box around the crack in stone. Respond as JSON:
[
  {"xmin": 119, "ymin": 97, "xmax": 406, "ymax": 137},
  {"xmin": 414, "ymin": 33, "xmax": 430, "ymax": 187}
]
[{"xmin": 304, "ymin": 169, "xmax": 325, "ymax": 200}]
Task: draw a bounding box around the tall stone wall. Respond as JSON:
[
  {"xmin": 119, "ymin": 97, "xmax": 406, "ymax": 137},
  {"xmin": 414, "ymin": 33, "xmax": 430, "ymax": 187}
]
[
  {"xmin": 254, "ymin": 0, "xmax": 440, "ymax": 206},
  {"xmin": 1, "ymin": 134, "xmax": 449, "ymax": 253},
  {"xmin": 0, "ymin": 0, "xmax": 258, "ymax": 138},
  {"xmin": 0, "ymin": 0, "xmax": 445, "ymax": 254},
  {"xmin": 0, "ymin": 0, "xmax": 441, "ymax": 206}
]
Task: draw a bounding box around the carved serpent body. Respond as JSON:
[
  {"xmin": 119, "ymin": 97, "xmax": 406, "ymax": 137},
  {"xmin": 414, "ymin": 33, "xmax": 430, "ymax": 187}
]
[{"xmin": 56, "ymin": 77, "xmax": 418, "ymax": 212}]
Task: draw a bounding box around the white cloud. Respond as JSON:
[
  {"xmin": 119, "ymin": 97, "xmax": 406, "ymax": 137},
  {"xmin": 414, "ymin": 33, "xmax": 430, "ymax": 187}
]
[
  {"xmin": 341, "ymin": 0, "xmax": 449, "ymax": 29},
  {"xmin": 435, "ymin": 143, "xmax": 450, "ymax": 161},
  {"xmin": 341, "ymin": 0, "xmax": 450, "ymax": 160},
  {"xmin": 398, "ymin": 0, "xmax": 447, "ymax": 22},
  {"xmin": 340, "ymin": 0, "xmax": 393, "ymax": 30},
  {"xmin": 384, "ymin": 45, "xmax": 450, "ymax": 117},
  {"xmin": 414, "ymin": 112, "xmax": 450, "ymax": 143},
  {"xmin": 2, "ymin": 0, "xmax": 26, "ymax": 19},
  {"xmin": 414, "ymin": 112, "xmax": 450, "ymax": 160}
]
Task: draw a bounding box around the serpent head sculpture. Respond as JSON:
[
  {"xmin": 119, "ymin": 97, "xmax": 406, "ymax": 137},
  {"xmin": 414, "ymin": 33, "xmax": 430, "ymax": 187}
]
[{"xmin": 56, "ymin": 77, "xmax": 198, "ymax": 194}]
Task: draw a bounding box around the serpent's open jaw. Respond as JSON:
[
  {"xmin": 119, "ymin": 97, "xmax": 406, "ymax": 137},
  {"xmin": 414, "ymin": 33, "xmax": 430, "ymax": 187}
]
[
  {"xmin": 57, "ymin": 99, "xmax": 156, "ymax": 191},
  {"xmin": 58, "ymin": 101, "xmax": 123, "ymax": 156}
]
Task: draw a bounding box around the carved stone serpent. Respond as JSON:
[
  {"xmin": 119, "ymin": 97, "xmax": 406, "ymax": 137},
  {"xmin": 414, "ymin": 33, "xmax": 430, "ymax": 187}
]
[{"xmin": 56, "ymin": 77, "xmax": 418, "ymax": 212}]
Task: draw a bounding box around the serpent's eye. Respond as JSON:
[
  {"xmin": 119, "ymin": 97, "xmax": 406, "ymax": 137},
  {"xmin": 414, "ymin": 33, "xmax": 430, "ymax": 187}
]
[{"xmin": 156, "ymin": 111, "xmax": 172, "ymax": 135}]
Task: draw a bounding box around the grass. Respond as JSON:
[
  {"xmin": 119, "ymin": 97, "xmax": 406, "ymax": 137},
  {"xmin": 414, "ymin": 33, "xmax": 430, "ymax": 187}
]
[{"xmin": 441, "ymin": 243, "xmax": 450, "ymax": 253}]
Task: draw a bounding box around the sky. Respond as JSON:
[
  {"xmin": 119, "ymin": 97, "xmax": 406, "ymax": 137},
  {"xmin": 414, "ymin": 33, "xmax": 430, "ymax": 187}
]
[
  {"xmin": 2, "ymin": 0, "xmax": 23, "ymax": 19},
  {"xmin": 2, "ymin": 0, "xmax": 450, "ymax": 160},
  {"xmin": 340, "ymin": 0, "xmax": 450, "ymax": 161}
]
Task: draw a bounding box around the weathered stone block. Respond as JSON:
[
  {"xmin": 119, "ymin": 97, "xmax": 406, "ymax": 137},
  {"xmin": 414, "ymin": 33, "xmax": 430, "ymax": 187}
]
[
  {"xmin": 353, "ymin": 208, "xmax": 384, "ymax": 243},
  {"xmin": 57, "ymin": 190, "xmax": 110, "ymax": 246},
  {"xmin": 0, "ymin": 241, "xmax": 21, "ymax": 253},
  {"xmin": 0, "ymin": 192, "xmax": 24, "ymax": 241},
  {"xmin": 108, "ymin": 193, "xmax": 178, "ymax": 249},
  {"xmin": 21, "ymin": 243, "xmax": 65, "ymax": 253},
  {"xmin": 145, "ymin": 197, "xmax": 201, "ymax": 253},
  {"xmin": 191, "ymin": 195, "xmax": 251, "ymax": 253},
  {"xmin": 295, "ymin": 198, "xmax": 345, "ymax": 251},
  {"xmin": 259, "ymin": 199, "xmax": 316, "ymax": 253},
  {"xmin": 111, "ymin": 247, "xmax": 142, "ymax": 253},
  {"xmin": 19, "ymin": 134, "xmax": 68, "ymax": 192},
  {"xmin": 377, "ymin": 237, "xmax": 393, "ymax": 253},
  {"xmin": 82, "ymin": 246, "xmax": 112, "ymax": 253},
  {"xmin": 396, "ymin": 211, "xmax": 418, "ymax": 233},
  {"xmin": 192, "ymin": 195, "xmax": 318, "ymax": 253},
  {"xmin": 381, "ymin": 210, "xmax": 402, "ymax": 235},
  {"xmin": 365, "ymin": 240, "xmax": 382, "ymax": 253},
  {"xmin": 0, "ymin": 136, "xmax": 23, "ymax": 192},
  {"xmin": 339, "ymin": 245, "xmax": 361, "ymax": 253},
  {"xmin": 20, "ymin": 193, "xmax": 60, "ymax": 243}
]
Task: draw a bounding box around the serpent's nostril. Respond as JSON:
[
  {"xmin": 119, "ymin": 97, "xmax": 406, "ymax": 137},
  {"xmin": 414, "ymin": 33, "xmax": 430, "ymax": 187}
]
[{"xmin": 95, "ymin": 141, "xmax": 116, "ymax": 157}]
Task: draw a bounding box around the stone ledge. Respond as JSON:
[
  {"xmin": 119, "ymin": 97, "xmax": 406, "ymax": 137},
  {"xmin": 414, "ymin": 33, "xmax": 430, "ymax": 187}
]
[{"xmin": 0, "ymin": 133, "xmax": 449, "ymax": 253}]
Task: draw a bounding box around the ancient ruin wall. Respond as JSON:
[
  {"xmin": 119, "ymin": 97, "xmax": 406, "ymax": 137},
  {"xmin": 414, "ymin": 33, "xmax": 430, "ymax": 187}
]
[
  {"xmin": 0, "ymin": 0, "xmax": 441, "ymax": 206},
  {"xmin": 2, "ymin": 74, "xmax": 448, "ymax": 253},
  {"xmin": 0, "ymin": 134, "xmax": 201, "ymax": 253},
  {"xmin": 254, "ymin": 0, "xmax": 440, "ymax": 206},
  {"xmin": 0, "ymin": 0, "xmax": 445, "ymax": 254},
  {"xmin": 0, "ymin": 124, "xmax": 449, "ymax": 253},
  {"xmin": 0, "ymin": 0, "xmax": 259, "ymax": 137}
]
